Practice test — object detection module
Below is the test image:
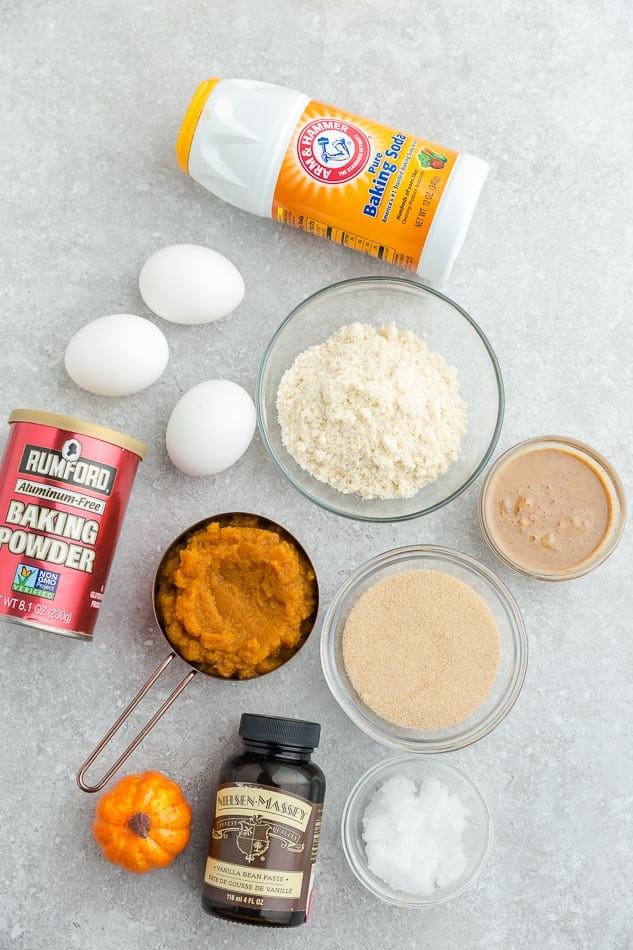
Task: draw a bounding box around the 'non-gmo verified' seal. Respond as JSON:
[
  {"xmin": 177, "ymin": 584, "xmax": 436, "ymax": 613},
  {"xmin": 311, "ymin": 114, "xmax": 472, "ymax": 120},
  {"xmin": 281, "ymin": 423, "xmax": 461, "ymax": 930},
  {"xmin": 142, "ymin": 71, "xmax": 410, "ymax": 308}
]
[{"xmin": 12, "ymin": 563, "xmax": 61, "ymax": 599}]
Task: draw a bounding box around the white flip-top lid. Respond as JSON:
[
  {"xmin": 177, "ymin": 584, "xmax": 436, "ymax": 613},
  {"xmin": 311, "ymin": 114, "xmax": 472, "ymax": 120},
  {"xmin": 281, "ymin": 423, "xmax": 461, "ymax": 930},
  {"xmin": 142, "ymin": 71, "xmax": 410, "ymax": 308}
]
[{"xmin": 186, "ymin": 79, "xmax": 309, "ymax": 218}]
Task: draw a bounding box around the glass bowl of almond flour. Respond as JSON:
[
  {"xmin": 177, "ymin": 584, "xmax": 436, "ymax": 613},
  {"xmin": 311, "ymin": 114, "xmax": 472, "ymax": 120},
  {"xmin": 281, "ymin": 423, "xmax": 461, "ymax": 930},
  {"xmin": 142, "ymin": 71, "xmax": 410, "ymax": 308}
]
[
  {"xmin": 321, "ymin": 545, "xmax": 527, "ymax": 752},
  {"xmin": 257, "ymin": 276, "xmax": 504, "ymax": 521}
]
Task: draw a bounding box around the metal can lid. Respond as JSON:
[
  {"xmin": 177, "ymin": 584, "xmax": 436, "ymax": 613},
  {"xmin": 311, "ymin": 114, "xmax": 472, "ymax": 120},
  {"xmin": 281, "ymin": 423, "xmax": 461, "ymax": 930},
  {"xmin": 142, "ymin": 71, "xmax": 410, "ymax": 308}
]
[
  {"xmin": 8, "ymin": 409, "xmax": 146, "ymax": 460},
  {"xmin": 239, "ymin": 713, "xmax": 321, "ymax": 750}
]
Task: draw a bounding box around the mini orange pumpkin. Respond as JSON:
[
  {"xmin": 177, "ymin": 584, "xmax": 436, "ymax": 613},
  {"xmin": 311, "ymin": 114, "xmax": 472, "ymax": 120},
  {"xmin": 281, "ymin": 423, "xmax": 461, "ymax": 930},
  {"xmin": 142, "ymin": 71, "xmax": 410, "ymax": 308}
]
[{"xmin": 92, "ymin": 770, "xmax": 192, "ymax": 874}]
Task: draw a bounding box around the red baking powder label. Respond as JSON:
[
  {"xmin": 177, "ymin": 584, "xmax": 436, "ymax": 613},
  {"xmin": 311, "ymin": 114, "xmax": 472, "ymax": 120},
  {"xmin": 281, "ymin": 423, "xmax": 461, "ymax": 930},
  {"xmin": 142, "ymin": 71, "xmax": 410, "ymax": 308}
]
[{"xmin": 0, "ymin": 414, "xmax": 143, "ymax": 640}]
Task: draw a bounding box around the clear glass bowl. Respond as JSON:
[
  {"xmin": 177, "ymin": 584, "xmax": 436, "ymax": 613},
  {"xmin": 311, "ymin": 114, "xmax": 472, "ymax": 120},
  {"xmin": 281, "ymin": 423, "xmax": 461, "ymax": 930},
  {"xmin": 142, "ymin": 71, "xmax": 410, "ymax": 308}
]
[
  {"xmin": 479, "ymin": 435, "xmax": 627, "ymax": 581},
  {"xmin": 341, "ymin": 755, "xmax": 493, "ymax": 907},
  {"xmin": 320, "ymin": 545, "xmax": 527, "ymax": 752},
  {"xmin": 257, "ymin": 277, "xmax": 504, "ymax": 522}
]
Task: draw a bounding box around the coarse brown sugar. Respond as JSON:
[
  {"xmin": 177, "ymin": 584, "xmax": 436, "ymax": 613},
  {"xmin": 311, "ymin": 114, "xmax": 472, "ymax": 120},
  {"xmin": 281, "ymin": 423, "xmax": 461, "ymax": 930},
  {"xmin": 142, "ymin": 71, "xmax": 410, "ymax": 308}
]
[{"xmin": 342, "ymin": 570, "xmax": 500, "ymax": 729}]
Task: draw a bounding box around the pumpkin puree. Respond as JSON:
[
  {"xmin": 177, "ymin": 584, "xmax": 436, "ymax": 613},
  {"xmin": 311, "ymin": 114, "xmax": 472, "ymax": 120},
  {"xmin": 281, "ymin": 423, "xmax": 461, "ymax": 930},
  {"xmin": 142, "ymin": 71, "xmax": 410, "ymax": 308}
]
[{"xmin": 155, "ymin": 520, "xmax": 317, "ymax": 679}]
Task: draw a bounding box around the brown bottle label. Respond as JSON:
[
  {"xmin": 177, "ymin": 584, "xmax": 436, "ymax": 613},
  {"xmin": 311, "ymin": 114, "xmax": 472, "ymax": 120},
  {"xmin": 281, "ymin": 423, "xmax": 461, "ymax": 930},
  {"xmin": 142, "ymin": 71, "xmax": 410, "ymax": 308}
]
[{"xmin": 203, "ymin": 782, "xmax": 322, "ymax": 917}]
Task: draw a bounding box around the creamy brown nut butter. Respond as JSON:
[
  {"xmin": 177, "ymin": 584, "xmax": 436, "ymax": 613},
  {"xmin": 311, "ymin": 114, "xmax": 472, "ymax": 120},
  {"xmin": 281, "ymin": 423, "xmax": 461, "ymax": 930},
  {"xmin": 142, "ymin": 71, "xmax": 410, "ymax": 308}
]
[{"xmin": 479, "ymin": 437, "xmax": 626, "ymax": 580}]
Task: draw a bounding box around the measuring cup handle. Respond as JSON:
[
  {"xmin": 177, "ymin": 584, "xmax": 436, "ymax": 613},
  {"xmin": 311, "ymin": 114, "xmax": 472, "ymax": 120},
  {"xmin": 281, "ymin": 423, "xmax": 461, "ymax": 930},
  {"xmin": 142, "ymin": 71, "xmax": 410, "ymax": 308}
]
[{"xmin": 76, "ymin": 651, "xmax": 196, "ymax": 793}]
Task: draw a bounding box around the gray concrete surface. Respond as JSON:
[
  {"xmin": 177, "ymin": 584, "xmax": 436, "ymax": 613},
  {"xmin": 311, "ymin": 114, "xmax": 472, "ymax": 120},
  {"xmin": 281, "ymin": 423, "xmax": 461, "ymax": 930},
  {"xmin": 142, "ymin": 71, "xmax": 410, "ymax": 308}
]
[{"xmin": 1, "ymin": 1, "xmax": 631, "ymax": 948}]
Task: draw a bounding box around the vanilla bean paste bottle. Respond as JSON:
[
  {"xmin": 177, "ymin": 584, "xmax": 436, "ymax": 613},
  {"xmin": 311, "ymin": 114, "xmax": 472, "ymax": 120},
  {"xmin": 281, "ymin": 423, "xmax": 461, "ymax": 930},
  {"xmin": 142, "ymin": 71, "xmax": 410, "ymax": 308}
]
[{"xmin": 201, "ymin": 714, "xmax": 325, "ymax": 927}]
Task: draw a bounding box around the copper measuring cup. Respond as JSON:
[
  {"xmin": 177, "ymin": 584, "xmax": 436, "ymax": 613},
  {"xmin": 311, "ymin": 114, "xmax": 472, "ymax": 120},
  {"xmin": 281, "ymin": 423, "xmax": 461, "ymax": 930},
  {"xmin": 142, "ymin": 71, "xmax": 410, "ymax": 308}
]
[{"xmin": 76, "ymin": 512, "xmax": 319, "ymax": 793}]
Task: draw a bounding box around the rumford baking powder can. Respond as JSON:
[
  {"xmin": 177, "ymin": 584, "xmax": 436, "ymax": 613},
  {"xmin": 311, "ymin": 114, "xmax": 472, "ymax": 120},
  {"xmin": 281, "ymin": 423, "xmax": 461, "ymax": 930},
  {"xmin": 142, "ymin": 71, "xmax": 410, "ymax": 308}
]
[{"xmin": 0, "ymin": 410, "xmax": 146, "ymax": 641}]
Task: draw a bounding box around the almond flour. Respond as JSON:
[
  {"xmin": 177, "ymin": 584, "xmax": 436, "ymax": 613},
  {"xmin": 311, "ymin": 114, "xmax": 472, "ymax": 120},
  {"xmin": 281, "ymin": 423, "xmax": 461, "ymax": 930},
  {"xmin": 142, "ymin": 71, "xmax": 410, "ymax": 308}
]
[
  {"xmin": 276, "ymin": 322, "xmax": 465, "ymax": 500},
  {"xmin": 342, "ymin": 570, "xmax": 500, "ymax": 729}
]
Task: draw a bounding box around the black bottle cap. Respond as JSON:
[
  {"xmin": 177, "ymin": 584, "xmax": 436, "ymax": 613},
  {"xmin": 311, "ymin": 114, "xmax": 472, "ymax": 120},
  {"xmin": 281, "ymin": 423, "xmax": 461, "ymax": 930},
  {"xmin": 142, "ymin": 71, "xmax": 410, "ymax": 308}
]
[{"xmin": 239, "ymin": 714, "xmax": 321, "ymax": 750}]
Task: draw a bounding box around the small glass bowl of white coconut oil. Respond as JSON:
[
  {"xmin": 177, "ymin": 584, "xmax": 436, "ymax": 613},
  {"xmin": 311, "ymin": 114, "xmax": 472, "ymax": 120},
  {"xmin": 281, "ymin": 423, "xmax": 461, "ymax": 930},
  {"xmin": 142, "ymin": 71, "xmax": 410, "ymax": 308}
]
[{"xmin": 341, "ymin": 754, "xmax": 493, "ymax": 907}]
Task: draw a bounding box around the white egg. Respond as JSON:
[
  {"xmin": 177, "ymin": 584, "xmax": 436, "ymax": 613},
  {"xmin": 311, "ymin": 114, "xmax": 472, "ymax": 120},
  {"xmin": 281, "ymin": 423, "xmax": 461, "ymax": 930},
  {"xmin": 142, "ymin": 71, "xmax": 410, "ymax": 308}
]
[
  {"xmin": 65, "ymin": 314, "xmax": 169, "ymax": 397},
  {"xmin": 166, "ymin": 380, "xmax": 256, "ymax": 476},
  {"xmin": 139, "ymin": 244, "xmax": 245, "ymax": 324}
]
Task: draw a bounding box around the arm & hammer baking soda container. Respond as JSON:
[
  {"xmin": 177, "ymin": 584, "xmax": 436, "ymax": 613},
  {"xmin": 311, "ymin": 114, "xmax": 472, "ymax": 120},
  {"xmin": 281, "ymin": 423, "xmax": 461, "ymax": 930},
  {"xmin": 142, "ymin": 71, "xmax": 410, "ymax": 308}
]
[{"xmin": 176, "ymin": 78, "xmax": 488, "ymax": 284}]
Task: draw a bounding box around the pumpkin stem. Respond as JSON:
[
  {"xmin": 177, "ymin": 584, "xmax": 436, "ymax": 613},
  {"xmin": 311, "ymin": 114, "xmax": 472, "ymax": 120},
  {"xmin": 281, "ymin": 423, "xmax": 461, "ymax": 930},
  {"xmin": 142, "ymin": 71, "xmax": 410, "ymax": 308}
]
[{"xmin": 128, "ymin": 812, "xmax": 151, "ymax": 838}]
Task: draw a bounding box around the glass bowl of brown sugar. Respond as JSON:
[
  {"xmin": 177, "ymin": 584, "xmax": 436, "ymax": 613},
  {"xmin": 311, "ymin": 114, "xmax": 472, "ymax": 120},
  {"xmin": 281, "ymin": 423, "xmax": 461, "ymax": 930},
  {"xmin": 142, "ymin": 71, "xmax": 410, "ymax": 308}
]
[{"xmin": 320, "ymin": 545, "xmax": 527, "ymax": 753}]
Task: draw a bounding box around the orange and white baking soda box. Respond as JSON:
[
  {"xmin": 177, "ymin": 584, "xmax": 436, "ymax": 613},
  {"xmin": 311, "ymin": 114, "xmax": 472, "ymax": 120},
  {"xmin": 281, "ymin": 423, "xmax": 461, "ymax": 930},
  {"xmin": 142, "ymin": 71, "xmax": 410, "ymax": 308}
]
[{"xmin": 176, "ymin": 78, "xmax": 488, "ymax": 284}]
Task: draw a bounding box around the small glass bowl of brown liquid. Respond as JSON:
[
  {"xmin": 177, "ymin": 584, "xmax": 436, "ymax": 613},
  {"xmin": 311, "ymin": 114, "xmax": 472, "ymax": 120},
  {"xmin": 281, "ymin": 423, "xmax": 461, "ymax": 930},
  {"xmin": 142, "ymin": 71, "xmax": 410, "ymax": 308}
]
[{"xmin": 479, "ymin": 436, "xmax": 626, "ymax": 581}]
